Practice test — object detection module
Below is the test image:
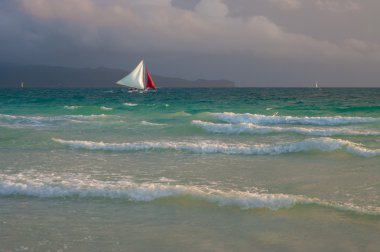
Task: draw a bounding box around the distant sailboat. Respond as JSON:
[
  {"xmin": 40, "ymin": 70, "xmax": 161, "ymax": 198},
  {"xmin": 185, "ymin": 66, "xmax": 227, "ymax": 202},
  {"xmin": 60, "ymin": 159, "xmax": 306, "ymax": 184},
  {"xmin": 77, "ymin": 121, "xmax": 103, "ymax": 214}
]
[
  {"xmin": 116, "ymin": 60, "xmax": 156, "ymax": 91},
  {"xmin": 315, "ymin": 82, "xmax": 319, "ymax": 89},
  {"xmin": 20, "ymin": 82, "xmax": 24, "ymax": 89}
]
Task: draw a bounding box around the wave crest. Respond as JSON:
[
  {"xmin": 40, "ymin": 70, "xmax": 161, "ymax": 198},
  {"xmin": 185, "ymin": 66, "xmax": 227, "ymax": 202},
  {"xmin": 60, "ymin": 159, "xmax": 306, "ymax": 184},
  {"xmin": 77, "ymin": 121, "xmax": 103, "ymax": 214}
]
[
  {"xmin": 0, "ymin": 172, "xmax": 296, "ymax": 210},
  {"xmin": 1, "ymin": 172, "xmax": 378, "ymax": 214},
  {"xmin": 64, "ymin": 105, "xmax": 81, "ymax": 110},
  {"xmin": 212, "ymin": 112, "xmax": 380, "ymax": 126},
  {"xmin": 141, "ymin": 121, "xmax": 168, "ymax": 126},
  {"xmin": 123, "ymin": 102, "xmax": 138, "ymax": 106},
  {"xmin": 100, "ymin": 106, "xmax": 113, "ymax": 111},
  {"xmin": 52, "ymin": 138, "xmax": 380, "ymax": 157},
  {"xmin": 192, "ymin": 120, "xmax": 379, "ymax": 136},
  {"xmin": 0, "ymin": 113, "xmax": 117, "ymax": 128}
]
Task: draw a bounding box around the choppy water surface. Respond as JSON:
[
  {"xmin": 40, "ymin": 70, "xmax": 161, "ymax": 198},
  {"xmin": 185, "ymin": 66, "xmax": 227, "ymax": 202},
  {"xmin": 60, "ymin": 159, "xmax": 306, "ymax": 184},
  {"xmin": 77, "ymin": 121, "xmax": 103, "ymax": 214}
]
[{"xmin": 0, "ymin": 88, "xmax": 379, "ymax": 251}]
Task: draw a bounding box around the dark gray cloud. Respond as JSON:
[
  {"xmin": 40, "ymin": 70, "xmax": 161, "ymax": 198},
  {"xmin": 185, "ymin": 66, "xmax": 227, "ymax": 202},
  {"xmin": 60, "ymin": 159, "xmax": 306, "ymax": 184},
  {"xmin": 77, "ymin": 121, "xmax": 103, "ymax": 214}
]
[{"xmin": 0, "ymin": 0, "xmax": 379, "ymax": 86}]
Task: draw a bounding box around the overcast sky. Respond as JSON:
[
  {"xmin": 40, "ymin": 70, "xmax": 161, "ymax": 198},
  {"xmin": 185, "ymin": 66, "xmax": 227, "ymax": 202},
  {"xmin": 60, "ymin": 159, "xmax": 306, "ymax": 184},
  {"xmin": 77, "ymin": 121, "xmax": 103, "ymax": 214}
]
[{"xmin": 1, "ymin": 0, "xmax": 380, "ymax": 86}]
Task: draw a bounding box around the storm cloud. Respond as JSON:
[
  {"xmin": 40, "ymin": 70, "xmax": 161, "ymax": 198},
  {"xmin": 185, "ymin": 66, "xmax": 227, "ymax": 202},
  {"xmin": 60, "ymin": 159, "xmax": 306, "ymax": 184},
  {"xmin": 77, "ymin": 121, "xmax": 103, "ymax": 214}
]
[{"xmin": 1, "ymin": 0, "xmax": 380, "ymax": 86}]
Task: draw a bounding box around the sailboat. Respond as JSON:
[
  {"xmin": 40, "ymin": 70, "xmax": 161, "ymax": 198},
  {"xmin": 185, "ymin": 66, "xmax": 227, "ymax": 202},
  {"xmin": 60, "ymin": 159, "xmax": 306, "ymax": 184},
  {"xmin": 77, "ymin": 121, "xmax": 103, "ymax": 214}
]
[
  {"xmin": 20, "ymin": 82, "xmax": 24, "ymax": 89},
  {"xmin": 116, "ymin": 60, "xmax": 156, "ymax": 92},
  {"xmin": 315, "ymin": 82, "xmax": 319, "ymax": 89}
]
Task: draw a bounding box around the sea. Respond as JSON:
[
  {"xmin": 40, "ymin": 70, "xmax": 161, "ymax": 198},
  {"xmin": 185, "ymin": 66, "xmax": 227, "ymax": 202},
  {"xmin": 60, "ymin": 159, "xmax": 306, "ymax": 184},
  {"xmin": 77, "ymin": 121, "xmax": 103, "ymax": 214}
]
[{"xmin": 0, "ymin": 88, "xmax": 379, "ymax": 252}]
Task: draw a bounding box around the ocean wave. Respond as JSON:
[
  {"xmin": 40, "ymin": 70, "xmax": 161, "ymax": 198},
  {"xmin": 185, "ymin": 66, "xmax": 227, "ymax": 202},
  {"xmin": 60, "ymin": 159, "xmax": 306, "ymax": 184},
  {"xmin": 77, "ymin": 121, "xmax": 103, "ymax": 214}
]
[
  {"xmin": 0, "ymin": 114, "xmax": 117, "ymax": 128},
  {"xmin": 212, "ymin": 112, "xmax": 380, "ymax": 126},
  {"xmin": 123, "ymin": 102, "xmax": 138, "ymax": 106},
  {"xmin": 141, "ymin": 121, "xmax": 168, "ymax": 126},
  {"xmin": 168, "ymin": 111, "xmax": 192, "ymax": 117},
  {"xmin": 192, "ymin": 120, "xmax": 380, "ymax": 136},
  {"xmin": 0, "ymin": 114, "xmax": 47, "ymax": 128},
  {"xmin": 100, "ymin": 106, "xmax": 113, "ymax": 111},
  {"xmin": 0, "ymin": 172, "xmax": 295, "ymax": 210},
  {"xmin": 66, "ymin": 114, "xmax": 111, "ymax": 120},
  {"xmin": 0, "ymin": 172, "xmax": 378, "ymax": 214},
  {"xmin": 64, "ymin": 105, "xmax": 81, "ymax": 110},
  {"xmin": 52, "ymin": 137, "xmax": 380, "ymax": 158}
]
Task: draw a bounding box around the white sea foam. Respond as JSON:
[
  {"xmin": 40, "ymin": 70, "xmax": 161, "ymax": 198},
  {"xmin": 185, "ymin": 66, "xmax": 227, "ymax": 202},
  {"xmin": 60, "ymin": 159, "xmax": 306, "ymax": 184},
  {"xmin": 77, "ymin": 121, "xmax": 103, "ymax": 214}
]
[
  {"xmin": 0, "ymin": 180, "xmax": 297, "ymax": 210},
  {"xmin": 141, "ymin": 121, "xmax": 168, "ymax": 126},
  {"xmin": 213, "ymin": 112, "xmax": 380, "ymax": 126},
  {"xmin": 0, "ymin": 172, "xmax": 302, "ymax": 210},
  {"xmin": 123, "ymin": 102, "xmax": 138, "ymax": 106},
  {"xmin": 0, "ymin": 114, "xmax": 47, "ymax": 128},
  {"xmin": 100, "ymin": 106, "xmax": 113, "ymax": 111},
  {"xmin": 0, "ymin": 114, "xmax": 110, "ymax": 121},
  {"xmin": 1, "ymin": 172, "xmax": 378, "ymax": 214},
  {"xmin": 0, "ymin": 114, "xmax": 111, "ymax": 124},
  {"xmin": 0, "ymin": 114, "xmax": 116, "ymax": 128},
  {"xmin": 64, "ymin": 105, "xmax": 81, "ymax": 110},
  {"xmin": 52, "ymin": 137, "xmax": 380, "ymax": 157},
  {"xmin": 192, "ymin": 120, "xmax": 380, "ymax": 136},
  {"xmin": 66, "ymin": 114, "xmax": 111, "ymax": 120}
]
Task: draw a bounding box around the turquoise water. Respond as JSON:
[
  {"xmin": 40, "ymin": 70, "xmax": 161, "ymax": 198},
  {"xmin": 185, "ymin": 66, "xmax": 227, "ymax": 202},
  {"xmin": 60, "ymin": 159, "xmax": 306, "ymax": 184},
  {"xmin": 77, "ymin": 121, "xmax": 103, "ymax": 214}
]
[{"xmin": 0, "ymin": 88, "xmax": 379, "ymax": 251}]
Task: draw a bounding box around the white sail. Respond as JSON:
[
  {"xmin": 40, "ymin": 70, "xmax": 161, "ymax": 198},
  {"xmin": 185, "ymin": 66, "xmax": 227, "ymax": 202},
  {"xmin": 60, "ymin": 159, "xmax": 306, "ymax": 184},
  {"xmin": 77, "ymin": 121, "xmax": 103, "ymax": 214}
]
[
  {"xmin": 315, "ymin": 82, "xmax": 318, "ymax": 88},
  {"xmin": 116, "ymin": 60, "xmax": 145, "ymax": 90}
]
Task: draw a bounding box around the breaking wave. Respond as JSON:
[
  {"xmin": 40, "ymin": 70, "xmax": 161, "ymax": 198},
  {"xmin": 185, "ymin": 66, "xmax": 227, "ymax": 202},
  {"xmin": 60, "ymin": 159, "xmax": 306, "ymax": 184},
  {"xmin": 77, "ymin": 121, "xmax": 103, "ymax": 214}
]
[
  {"xmin": 100, "ymin": 106, "xmax": 113, "ymax": 111},
  {"xmin": 192, "ymin": 120, "xmax": 380, "ymax": 136},
  {"xmin": 1, "ymin": 172, "xmax": 378, "ymax": 214},
  {"xmin": 141, "ymin": 121, "xmax": 168, "ymax": 126},
  {"xmin": 64, "ymin": 105, "xmax": 81, "ymax": 110},
  {"xmin": 0, "ymin": 114, "xmax": 117, "ymax": 128},
  {"xmin": 123, "ymin": 102, "xmax": 138, "ymax": 106},
  {"xmin": 213, "ymin": 112, "xmax": 380, "ymax": 126},
  {"xmin": 52, "ymin": 137, "xmax": 380, "ymax": 158}
]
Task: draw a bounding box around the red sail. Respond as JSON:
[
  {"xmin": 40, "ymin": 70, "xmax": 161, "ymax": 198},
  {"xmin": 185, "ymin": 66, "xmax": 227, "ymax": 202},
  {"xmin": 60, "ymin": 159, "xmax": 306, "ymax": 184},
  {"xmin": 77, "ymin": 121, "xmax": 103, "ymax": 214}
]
[{"xmin": 145, "ymin": 69, "xmax": 156, "ymax": 90}]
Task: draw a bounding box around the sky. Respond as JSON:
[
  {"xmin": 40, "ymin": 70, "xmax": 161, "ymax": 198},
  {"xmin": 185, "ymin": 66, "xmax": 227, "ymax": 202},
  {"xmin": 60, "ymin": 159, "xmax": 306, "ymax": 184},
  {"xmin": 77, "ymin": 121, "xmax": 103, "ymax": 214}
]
[{"xmin": 1, "ymin": 0, "xmax": 380, "ymax": 87}]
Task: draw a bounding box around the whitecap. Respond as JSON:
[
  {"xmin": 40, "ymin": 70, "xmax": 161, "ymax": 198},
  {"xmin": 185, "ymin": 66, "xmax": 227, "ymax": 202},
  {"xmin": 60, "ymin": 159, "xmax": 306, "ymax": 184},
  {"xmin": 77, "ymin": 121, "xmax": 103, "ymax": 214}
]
[
  {"xmin": 0, "ymin": 172, "xmax": 298, "ymax": 210},
  {"xmin": 192, "ymin": 120, "xmax": 380, "ymax": 136},
  {"xmin": 0, "ymin": 172, "xmax": 378, "ymax": 214},
  {"xmin": 141, "ymin": 121, "xmax": 168, "ymax": 126},
  {"xmin": 212, "ymin": 112, "xmax": 380, "ymax": 126},
  {"xmin": 52, "ymin": 137, "xmax": 380, "ymax": 158},
  {"xmin": 64, "ymin": 105, "xmax": 81, "ymax": 110},
  {"xmin": 0, "ymin": 113, "xmax": 118, "ymax": 129},
  {"xmin": 100, "ymin": 106, "xmax": 113, "ymax": 111},
  {"xmin": 65, "ymin": 114, "xmax": 111, "ymax": 120},
  {"xmin": 0, "ymin": 114, "xmax": 47, "ymax": 128},
  {"xmin": 123, "ymin": 103, "xmax": 138, "ymax": 107}
]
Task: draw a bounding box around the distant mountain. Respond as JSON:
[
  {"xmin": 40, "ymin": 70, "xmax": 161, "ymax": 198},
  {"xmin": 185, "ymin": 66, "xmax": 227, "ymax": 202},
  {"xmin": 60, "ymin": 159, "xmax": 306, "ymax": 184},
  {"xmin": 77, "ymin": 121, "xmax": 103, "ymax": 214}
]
[{"xmin": 0, "ymin": 63, "xmax": 234, "ymax": 88}]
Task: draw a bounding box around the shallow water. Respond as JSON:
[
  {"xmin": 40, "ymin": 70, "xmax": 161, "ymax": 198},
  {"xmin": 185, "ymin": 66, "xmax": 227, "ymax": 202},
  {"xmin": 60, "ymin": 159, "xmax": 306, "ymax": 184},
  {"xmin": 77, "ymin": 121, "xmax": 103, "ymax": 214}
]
[{"xmin": 0, "ymin": 88, "xmax": 379, "ymax": 251}]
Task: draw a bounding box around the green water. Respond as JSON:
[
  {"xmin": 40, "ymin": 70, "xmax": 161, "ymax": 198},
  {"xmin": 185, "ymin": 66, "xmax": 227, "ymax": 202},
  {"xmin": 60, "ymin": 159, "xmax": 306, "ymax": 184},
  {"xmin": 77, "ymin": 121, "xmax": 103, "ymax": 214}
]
[{"xmin": 0, "ymin": 88, "xmax": 379, "ymax": 251}]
